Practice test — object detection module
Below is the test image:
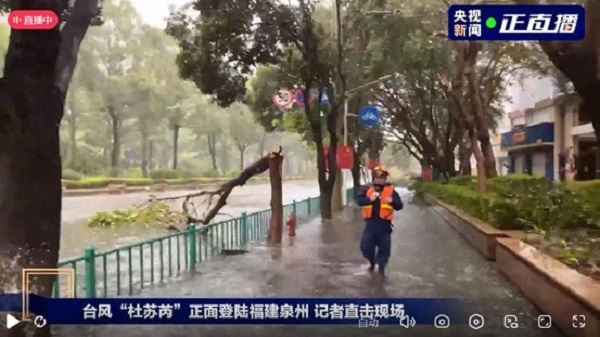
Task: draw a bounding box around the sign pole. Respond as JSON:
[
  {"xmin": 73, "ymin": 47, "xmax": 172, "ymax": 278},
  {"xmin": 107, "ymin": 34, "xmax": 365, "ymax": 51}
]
[{"xmin": 341, "ymin": 100, "xmax": 349, "ymax": 206}]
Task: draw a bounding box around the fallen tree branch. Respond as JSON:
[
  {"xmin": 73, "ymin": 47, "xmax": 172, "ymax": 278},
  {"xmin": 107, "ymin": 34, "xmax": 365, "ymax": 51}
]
[{"xmin": 161, "ymin": 146, "xmax": 283, "ymax": 225}]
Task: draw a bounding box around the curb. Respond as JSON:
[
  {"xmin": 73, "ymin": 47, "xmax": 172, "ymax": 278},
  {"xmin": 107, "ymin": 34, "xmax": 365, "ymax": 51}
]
[
  {"xmin": 62, "ymin": 177, "xmax": 308, "ymax": 197},
  {"xmin": 425, "ymin": 194, "xmax": 600, "ymax": 337}
]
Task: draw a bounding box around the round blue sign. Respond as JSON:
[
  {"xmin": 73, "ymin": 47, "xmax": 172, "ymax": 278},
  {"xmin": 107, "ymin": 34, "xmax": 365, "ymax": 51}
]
[
  {"xmin": 295, "ymin": 90, "xmax": 305, "ymax": 106},
  {"xmin": 358, "ymin": 105, "xmax": 380, "ymax": 127}
]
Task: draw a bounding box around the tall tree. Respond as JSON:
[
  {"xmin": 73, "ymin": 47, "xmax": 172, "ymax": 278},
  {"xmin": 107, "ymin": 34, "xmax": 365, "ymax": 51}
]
[
  {"xmin": 516, "ymin": 0, "xmax": 600, "ymax": 145},
  {"xmin": 228, "ymin": 103, "xmax": 262, "ymax": 170},
  {"xmin": 0, "ymin": 1, "xmax": 102, "ymax": 333},
  {"xmin": 166, "ymin": 0, "xmax": 347, "ymax": 218},
  {"xmin": 81, "ymin": 0, "xmax": 143, "ymax": 175}
]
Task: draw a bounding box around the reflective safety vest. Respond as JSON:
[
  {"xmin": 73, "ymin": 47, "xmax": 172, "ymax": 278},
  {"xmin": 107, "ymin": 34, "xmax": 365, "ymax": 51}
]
[{"xmin": 361, "ymin": 185, "xmax": 395, "ymax": 221}]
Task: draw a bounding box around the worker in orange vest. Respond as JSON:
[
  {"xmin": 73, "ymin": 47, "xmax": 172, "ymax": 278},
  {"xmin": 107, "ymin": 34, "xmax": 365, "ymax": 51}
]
[{"xmin": 356, "ymin": 165, "xmax": 403, "ymax": 276}]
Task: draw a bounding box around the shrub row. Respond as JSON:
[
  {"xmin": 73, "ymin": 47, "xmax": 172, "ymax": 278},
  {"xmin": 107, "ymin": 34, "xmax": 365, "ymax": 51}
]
[
  {"xmin": 62, "ymin": 176, "xmax": 274, "ymax": 190},
  {"xmin": 62, "ymin": 168, "xmax": 247, "ymax": 181},
  {"xmin": 418, "ymin": 175, "xmax": 600, "ymax": 232}
]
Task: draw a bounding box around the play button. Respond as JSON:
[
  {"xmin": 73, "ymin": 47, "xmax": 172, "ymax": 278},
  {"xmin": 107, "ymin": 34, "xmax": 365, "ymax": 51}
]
[{"xmin": 6, "ymin": 313, "xmax": 20, "ymax": 329}]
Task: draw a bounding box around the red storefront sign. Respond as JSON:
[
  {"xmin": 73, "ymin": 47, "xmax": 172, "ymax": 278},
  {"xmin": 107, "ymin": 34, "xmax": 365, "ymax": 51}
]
[
  {"xmin": 366, "ymin": 159, "xmax": 380, "ymax": 170},
  {"xmin": 321, "ymin": 145, "xmax": 354, "ymax": 170}
]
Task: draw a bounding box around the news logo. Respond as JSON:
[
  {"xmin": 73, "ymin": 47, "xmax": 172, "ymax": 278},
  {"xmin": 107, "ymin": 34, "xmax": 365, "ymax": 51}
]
[{"xmin": 448, "ymin": 4, "xmax": 585, "ymax": 41}]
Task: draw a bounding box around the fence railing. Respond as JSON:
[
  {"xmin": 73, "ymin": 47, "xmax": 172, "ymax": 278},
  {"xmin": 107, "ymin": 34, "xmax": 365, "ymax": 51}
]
[{"xmin": 55, "ymin": 194, "xmax": 328, "ymax": 298}]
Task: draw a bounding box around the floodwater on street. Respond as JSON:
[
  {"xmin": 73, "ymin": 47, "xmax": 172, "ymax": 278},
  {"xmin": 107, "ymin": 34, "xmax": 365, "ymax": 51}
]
[
  {"xmin": 59, "ymin": 180, "xmax": 320, "ymax": 260},
  {"xmin": 55, "ymin": 188, "xmax": 565, "ymax": 337}
]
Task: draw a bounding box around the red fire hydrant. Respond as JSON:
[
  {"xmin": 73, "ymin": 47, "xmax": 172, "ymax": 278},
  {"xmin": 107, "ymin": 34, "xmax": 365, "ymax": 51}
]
[{"xmin": 286, "ymin": 212, "xmax": 296, "ymax": 237}]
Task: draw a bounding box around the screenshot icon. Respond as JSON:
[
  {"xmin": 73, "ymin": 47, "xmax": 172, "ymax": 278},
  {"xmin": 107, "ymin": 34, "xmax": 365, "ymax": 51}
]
[{"xmin": 503, "ymin": 314, "xmax": 519, "ymax": 329}]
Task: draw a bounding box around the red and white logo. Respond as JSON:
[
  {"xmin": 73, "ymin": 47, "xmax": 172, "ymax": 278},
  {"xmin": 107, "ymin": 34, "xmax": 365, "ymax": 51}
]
[{"xmin": 8, "ymin": 10, "xmax": 59, "ymax": 30}]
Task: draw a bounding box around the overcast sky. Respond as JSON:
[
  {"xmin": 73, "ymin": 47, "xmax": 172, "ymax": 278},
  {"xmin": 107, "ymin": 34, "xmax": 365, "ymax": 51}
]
[{"xmin": 130, "ymin": 0, "xmax": 189, "ymax": 28}]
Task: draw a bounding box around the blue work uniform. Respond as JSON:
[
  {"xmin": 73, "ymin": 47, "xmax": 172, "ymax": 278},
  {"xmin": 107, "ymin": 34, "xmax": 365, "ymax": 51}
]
[{"xmin": 356, "ymin": 184, "xmax": 403, "ymax": 273}]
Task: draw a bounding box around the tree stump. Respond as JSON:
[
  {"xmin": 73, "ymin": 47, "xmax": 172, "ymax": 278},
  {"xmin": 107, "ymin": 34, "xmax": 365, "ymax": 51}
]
[{"xmin": 267, "ymin": 149, "xmax": 284, "ymax": 245}]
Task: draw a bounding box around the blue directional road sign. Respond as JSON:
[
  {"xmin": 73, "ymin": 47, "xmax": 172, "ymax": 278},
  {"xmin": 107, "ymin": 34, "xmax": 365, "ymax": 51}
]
[{"xmin": 358, "ymin": 105, "xmax": 380, "ymax": 127}]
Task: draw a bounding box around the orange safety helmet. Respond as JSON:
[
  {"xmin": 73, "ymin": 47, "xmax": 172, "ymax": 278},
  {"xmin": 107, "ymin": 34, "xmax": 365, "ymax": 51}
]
[{"xmin": 372, "ymin": 165, "xmax": 389, "ymax": 178}]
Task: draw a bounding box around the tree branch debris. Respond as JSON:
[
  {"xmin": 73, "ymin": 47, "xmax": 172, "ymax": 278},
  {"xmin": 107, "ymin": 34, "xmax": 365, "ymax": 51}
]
[{"xmin": 154, "ymin": 146, "xmax": 283, "ymax": 226}]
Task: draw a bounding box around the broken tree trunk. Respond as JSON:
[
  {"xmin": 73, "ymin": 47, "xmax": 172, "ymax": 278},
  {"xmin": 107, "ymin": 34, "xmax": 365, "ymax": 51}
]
[
  {"xmin": 170, "ymin": 146, "xmax": 283, "ymax": 226},
  {"xmin": 268, "ymin": 149, "xmax": 284, "ymax": 245}
]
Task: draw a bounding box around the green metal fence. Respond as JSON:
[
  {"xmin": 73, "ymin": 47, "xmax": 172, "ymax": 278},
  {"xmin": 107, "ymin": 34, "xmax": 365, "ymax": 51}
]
[{"xmin": 55, "ymin": 195, "xmax": 327, "ymax": 298}]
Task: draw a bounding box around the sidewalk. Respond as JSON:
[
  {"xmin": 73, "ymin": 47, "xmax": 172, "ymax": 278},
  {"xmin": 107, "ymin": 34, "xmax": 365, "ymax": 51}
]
[{"xmin": 57, "ymin": 190, "xmax": 565, "ymax": 337}]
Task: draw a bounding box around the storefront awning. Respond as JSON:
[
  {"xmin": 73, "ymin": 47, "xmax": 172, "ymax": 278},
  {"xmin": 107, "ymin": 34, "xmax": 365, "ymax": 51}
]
[{"xmin": 501, "ymin": 122, "xmax": 554, "ymax": 152}]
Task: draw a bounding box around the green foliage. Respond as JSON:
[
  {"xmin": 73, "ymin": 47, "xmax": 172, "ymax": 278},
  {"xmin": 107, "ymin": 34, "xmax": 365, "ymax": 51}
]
[
  {"xmin": 165, "ymin": 0, "xmax": 295, "ymax": 106},
  {"xmin": 566, "ymin": 180, "xmax": 600, "ymax": 220},
  {"xmin": 62, "ymin": 168, "xmax": 83, "ymax": 181},
  {"xmin": 199, "ymin": 169, "xmax": 221, "ymax": 178},
  {"xmin": 85, "ymin": 197, "xmax": 186, "ymax": 227},
  {"xmin": 62, "ymin": 177, "xmax": 222, "ymax": 189},
  {"xmin": 447, "ymin": 175, "xmax": 476, "ymax": 187},
  {"xmin": 150, "ymin": 169, "xmax": 189, "ymax": 180},
  {"xmin": 61, "ymin": 175, "xmax": 281, "ymax": 190},
  {"xmin": 420, "ymin": 175, "xmax": 600, "ymax": 232}
]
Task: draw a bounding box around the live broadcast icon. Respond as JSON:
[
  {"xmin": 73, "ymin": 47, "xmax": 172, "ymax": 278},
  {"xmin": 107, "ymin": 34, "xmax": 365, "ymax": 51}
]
[
  {"xmin": 8, "ymin": 10, "xmax": 60, "ymax": 30},
  {"xmin": 22, "ymin": 268, "xmax": 75, "ymax": 318}
]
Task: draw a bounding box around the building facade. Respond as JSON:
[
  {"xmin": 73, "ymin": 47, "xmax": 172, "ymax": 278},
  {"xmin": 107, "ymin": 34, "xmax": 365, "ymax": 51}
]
[{"xmin": 501, "ymin": 95, "xmax": 598, "ymax": 181}]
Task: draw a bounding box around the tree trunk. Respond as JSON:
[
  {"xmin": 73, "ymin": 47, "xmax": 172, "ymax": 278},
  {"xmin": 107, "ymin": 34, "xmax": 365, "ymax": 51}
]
[
  {"xmin": 108, "ymin": 106, "xmax": 121, "ymax": 176},
  {"xmin": 331, "ymin": 168, "xmax": 343, "ymax": 211},
  {"xmin": 315, "ymin": 140, "xmax": 333, "ymax": 220},
  {"xmin": 469, "ymin": 130, "xmax": 487, "ymax": 195},
  {"xmin": 531, "ymin": 34, "xmax": 600, "ymax": 149},
  {"xmin": 442, "ymin": 152, "xmax": 457, "ymax": 179},
  {"xmin": 238, "ymin": 144, "xmax": 246, "ymax": 171},
  {"xmin": 0, "ymin": 81, "xmax": 64, "ymax": 337},
  {"xmin": 0, "ymin": 1, "xmax": 96, "ymax": 335},
  {"xmin": 579, "ymin": 91, "xmax": 600, "ymax": 178},
  {"xmin": 351, "ymin": 147, "xmax": 361, "ymax": 199},
  {"xmin": 479, "ymin": 134, "xmax": 498, "ymax": 179},
  {"xmin": 267, "ymin": 151, "xmax": 284, "ymax": 245},
  {"xmin": 258, "ymin": 131, "xmax": 267, "ymax": 157},
  {"xmin": 65, "ymin": 111, "xmax": 77, "ymax": 169},
  {"xmin": 172, "ymin": 125, "xmax": 179, "ymax": 170},
  {"xmin": 141, "ymin": 129, "xmax": 149, "ymax": 178},
  {"xmin": 219, "ymin": 143, "xmax": 230, "ymax": 171},
  {"xmin": 458, "ymin": 130, "xmax": 472, "ymax": 175},
  {"xmin": 148, "ymin": 140, "xmax": 154, "ymax": 170},
  {"xmin": 207, "ymin": 132, "xmax": 218, "ymax": 171},
  {"xmin": 320, "ymin": 190, "xmax": 333, "ymax": 220}
]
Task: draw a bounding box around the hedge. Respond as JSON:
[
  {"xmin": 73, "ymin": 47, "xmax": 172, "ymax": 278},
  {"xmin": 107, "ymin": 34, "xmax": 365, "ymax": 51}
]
[
  {"xmin": 61, "ymin": 176, "xmax": 274, "ymax": 190},
  {"xmin": 419, "ymin": 175, "xmax": 600, "ymax": 232}
]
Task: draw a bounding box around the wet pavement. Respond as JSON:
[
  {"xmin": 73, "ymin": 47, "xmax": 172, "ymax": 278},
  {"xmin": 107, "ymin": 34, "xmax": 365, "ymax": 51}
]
[
  {"xmin": 55, "ymin": 189, "xmax": 565, "ymax": 337},
  {"xmin": 60, "ymin": 181, "xmax": 319, "ymax": 258}
]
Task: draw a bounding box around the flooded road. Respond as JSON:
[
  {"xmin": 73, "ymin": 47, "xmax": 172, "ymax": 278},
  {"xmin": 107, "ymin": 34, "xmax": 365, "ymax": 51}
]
[
  {"xmin": 60, "ymin": 180, "xmax": 320, "ymax": 259},
  {"xmin": 55, "ymin": 188, "xmax": 565, "ymax": 337}
]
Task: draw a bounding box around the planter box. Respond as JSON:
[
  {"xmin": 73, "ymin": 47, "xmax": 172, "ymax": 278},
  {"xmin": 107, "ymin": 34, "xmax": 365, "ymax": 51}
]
[
  {"xmin": 426, "ymin": 194, "xmax": 600, "ymax": 337},
  {"xmin": 428, "ymin": 196, "xmax": 510, "ymax": 259},
  {"xmin": 496, "ymin": 238, "xmax": 600, "ymax": 337}
]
